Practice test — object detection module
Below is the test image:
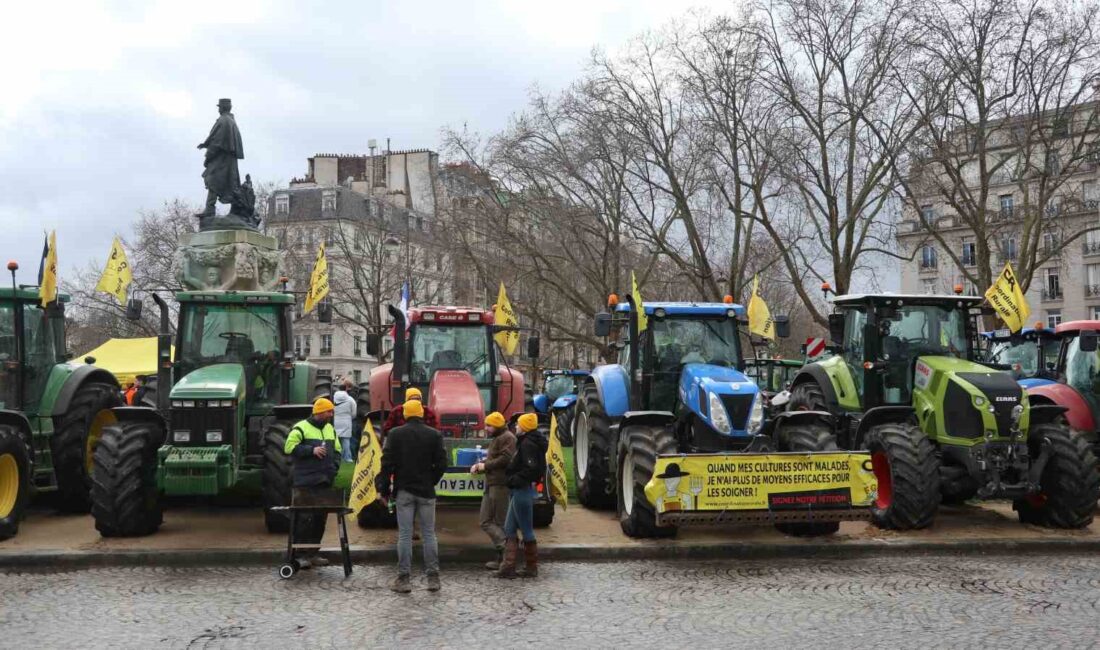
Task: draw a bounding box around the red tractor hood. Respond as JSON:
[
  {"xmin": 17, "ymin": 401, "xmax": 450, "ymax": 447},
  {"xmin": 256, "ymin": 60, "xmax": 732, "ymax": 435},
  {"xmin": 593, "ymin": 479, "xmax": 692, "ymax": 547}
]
[
  {"xmin": 1028, "ymin": 383, "xmax": 1096, "ymax": 432},
  {"xmin": 429, "ymin": 370, "xmax": 485, "ymax": 436}
]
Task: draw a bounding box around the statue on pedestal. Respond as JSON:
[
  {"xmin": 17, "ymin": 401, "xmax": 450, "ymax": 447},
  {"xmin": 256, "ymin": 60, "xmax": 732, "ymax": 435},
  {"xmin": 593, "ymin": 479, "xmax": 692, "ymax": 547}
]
[{"xmin": 196, "ymin": 98, "xmax": 259, "ymax": 231}]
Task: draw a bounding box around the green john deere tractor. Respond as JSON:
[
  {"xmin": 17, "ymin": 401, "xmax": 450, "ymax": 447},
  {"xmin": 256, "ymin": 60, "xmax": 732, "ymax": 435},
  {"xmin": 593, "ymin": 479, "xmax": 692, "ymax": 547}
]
[
  {"xmin": 90, "ymin": 290, "xmax": 328, "ymax": 537},
  {"xmin": 0, "ymin": 274, "xmax": 121, "ymax": 540},
  {"xmin": 784, "ymin": 292, "xmax": 1099, "ymax": 530}
]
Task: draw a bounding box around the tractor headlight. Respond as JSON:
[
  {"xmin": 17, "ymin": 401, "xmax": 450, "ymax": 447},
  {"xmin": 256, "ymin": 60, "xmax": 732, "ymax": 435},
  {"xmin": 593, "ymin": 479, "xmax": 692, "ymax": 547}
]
[
  {"xmin": 974, "ymin": 395, "xmax": 986, "ymax": 407},
  {"xmin": 747, "ymin": 396, "xmax": 764, "ymax": 434},
  {"xmin": 206, "ymin": 430, "xmax": 223, "ymax": 443},
  {"xmin": 709, "ymin": 392, "xmax": 731, "ymax": 433},
  {"xmin": 173, "ymin": 430, "xmax": 191, "ymax": 443}
]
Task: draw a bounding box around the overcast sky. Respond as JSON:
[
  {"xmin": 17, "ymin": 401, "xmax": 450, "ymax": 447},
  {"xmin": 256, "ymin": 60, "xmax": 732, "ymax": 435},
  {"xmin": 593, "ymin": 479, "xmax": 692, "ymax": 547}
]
[{"xmin": 0, "ymin": 0, "xmax": 733, "ymax": 279}]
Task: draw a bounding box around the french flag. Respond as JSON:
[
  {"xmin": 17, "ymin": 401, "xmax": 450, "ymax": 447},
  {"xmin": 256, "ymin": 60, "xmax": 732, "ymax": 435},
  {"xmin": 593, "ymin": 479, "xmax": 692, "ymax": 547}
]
[{"xmin": 390, "ymin": 281, "xmax": 410, "ymax": 339}]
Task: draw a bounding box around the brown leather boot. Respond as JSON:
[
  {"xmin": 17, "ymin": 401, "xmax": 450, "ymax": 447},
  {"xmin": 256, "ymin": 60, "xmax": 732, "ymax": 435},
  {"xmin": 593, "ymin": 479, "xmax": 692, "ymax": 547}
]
[
  {"xmin": 518, "ymin": 541, "xmax": 538, "ymax": 578},
  {"xmin": 495, "ymin": 539, "xmax": 519, "ymax": 579}
]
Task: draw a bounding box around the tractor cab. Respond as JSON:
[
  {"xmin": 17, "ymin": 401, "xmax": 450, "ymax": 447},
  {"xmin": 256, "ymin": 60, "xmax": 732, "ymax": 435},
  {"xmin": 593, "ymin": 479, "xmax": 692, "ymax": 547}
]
[
  {"xmin": 981, "ymin": 327, "xmax": 1061, "ymax": 384},
  {"xmin": 743, "ymin": 358, "xmax": 803, "ymax": 397},
  {"xmin": 0, "ymin": 289, "xmax": 68, "ymax": 414},
  {"xmin": 533, "ymin": 369, "xmax": 588, "ymax": 414}
]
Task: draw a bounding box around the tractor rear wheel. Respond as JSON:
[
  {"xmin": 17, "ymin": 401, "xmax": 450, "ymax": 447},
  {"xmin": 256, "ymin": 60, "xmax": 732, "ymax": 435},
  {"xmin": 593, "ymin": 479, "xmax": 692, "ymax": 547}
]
[
  {"xmin": 617, "ymin": 423, "xmax": 678, "ymax": 538},
  {"xmin": 261, "ymin": 421, "xmax": 294, "ymax": 533},
  {"xmin": 0, "ymin": 425, "xmax": 32, "ymax": 541},
  {"xmin": 574, "ymin": 386, "xmax": 614, "ymax": 509},
  {"xmin": 1014, "ymin": 424, "xmax": 1100, "ymax": 529},
  {"xmin": 552, "ymin": 408, "xmax": 574, "ymax": 447},
  {"xmin": 787, "ymin": 381, "xmax": 828, "ymax": 412},
  {"xmin": 91, "ymin": 420, "xmax": 163, "ymax": 537},
  {"xmin": 775, "ymin": 423, "xmax": 841, "ymax": 537},
  {"xmin": 312, "ymin": 377, "xmax": 332, "ymax": 401},
  {"xmin": 865, "ymin": 422, "xmax": 940, "ymax": 530},
  {"xmin": 51, "ymin": 380, "xmax": 120, "ymax": 513}
]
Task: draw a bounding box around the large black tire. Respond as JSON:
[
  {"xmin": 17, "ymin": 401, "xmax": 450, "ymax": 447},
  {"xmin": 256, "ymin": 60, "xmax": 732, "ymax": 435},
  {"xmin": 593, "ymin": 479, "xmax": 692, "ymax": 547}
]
[
  {"xmin": 865, "ymin": 422, "xmax": 940, "ymax": 530},
  {"xmin": 533, "ymin": 501, "xmax": 555, "ymax": 528},
  {"xmin": 552, "ymin": 408, "xmax": 574, "ymax": 447},
  {"xmin": 617, "ymin": 423, "xmax": 678, "ymax": 538},
  {"xmin": 1014, "ymin": 424, "xmax": 1100, "ymax": 529},
  {"xmin": 138, "ymin": 377, "xmax": 158, "ymax": 409},
  {"xmin": 786, "ymin": 381, "xmax": 828, "ymax": 412},
  {"xmin": 774, "ymin": 423, "xmax": 841, "ymax": 537},
  {"xmin": 0, "ymin": 425, "xmax": 32, "ymax": 541},
  {"xmin": 312, "ymin": 378, "xmax": 332, "ymax": 401},
  {"xmin": 261, "ymin": 421, "xmax": 295, "ymax": 533},
  {"xmin": 51, "ymin": 380, "xmax": 120, "ymax": 513},
  {"xmin": 91, "ymin": 420, "xmax": 163, "ymax": 537},
  {"xmin": 573, "ymin": 385, "xmax": 615, "ymax": 510},
  {"xmin": 356, "ymin": 501, "xmax": 397, "ymax": 529}
]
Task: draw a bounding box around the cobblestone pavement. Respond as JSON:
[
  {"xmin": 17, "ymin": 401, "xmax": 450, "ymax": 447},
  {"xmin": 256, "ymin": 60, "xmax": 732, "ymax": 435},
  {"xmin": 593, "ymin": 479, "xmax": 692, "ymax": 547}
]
[{"xmin": 3, "ymin": 554, "xmax": 1100, "ymax": 649}]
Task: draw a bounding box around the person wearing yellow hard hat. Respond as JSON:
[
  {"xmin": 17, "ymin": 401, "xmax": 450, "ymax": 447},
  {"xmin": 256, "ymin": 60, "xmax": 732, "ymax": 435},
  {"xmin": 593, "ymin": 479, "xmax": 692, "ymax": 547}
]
[
  {"xmin": 282, "ymin": 397, "xmax": 342, "ymax": 569},
  {"xmin": 496, "ymin": 412, "xmax": 548, "ymax": 579},
  {"xmin": 470, "ymin": 411, "xmax": 516, "ymax": 570},
  {"xmin": 383, "ymin": 385, "xmax": 439, "ymax": 434}
]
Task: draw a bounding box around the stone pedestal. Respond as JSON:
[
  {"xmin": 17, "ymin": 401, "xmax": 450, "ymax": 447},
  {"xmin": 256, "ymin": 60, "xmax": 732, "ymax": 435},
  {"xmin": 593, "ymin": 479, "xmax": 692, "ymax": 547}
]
[{"xmin": 175, "ymin": 229, "xmax": 283, "ymax": 292}]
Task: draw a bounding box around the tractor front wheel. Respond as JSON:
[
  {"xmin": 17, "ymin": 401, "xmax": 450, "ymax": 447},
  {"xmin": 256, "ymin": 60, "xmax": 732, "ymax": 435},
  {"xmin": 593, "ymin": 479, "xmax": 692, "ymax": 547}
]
[
  {"xmin": 574, "ymin": 386, "xmax": 615, "ymax": 510},
  {"xmin": 0, "ymin": 425, "xmax": 32, "ymax": 541},
  {"xmin": 261, "ymin": 421, "xmax": 295, "ymax": 533},
  {"xmin": 552, "ymin": 408, "xmax": 574, "ymax": 446},
  {"xmin": 775, "ymin": 422, "xmax": 841, "ymax": 537},
  {"xmin": 787, "ymin": 382, "xmax": 828, "ymax": 412},
  {"xmin": 866, "ymin": 422, "xmax": 940, "ymax": 530},
  {"xmin": 52, "ymin": 380, "xmax": 120, "ymax": 513},
  {"xmin": 1014, "ymin": 424, "xmax": 1100, "ymax": 529},
  {"xmin": 617, "ymin": 423, "xmax": 677, "ymax": 538},
  {"xmin": 91, "ymin": 420, "xmax": 163, "ymax": 537}
]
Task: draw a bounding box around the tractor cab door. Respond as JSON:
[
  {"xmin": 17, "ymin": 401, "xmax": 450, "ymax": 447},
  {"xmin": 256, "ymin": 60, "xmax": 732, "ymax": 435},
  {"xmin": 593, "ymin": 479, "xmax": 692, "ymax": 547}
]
[
  {"xmin": 842, "ymin": 308, "xmax": 868, "ymax": 403},
  {"xmin": 0, "ymin": 300, "xmax": 17, "ymax": 410},
  {"xmin": 1062, "ymin": 332, "xmax": 1100, "ymax": 425},
  {"xmin": 19, "ymin": 300, "xmax": 61, "ymax": 415}
]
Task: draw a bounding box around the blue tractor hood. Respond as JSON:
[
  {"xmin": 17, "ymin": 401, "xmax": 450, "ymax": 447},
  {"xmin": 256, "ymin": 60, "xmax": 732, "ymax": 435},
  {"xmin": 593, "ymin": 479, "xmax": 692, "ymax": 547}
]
[{"xmin": 677, "ymin": 363, "xmax": 761, "ymax": 436}]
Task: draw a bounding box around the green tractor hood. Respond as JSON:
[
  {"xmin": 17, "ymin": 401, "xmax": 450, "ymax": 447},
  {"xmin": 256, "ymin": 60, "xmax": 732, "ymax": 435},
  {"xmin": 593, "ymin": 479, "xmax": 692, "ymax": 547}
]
[
  {"xmin": 169, "ymin": 364, "xmax": 245, "ymax": 401},
  {"xmin": 912, "ymin": 355, "xmax": 1028, "ymax": 443}
]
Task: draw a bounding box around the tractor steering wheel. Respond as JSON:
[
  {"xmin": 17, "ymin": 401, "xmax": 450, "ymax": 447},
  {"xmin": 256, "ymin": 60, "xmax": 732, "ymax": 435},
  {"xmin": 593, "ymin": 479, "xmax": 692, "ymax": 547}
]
[
  {"xmin": 464, "ymin": 353, "xmax": 489, "ymax": 373},
  {"xmin": 219, "ymin": 332, "xmax": 248, "ymax": 340}
]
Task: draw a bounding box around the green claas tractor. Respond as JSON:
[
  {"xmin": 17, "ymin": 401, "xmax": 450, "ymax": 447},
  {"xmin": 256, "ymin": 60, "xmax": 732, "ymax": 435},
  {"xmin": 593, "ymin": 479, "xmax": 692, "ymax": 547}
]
[
  {"xmin": 785, "ymin": 292, "xmax": 1100, "ymax": 530},
  {"xmin": 0, "ymin": 268, "xmax": 121, "ymax": 540},
  {"xmin": 91, "ymin": 291, "xmax": 327, "ymax": 536}
]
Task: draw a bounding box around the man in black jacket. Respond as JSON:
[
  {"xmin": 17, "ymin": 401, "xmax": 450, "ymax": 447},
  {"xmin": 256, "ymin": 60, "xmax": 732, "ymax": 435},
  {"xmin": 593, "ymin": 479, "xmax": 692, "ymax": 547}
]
[{"xmin": 378, "ymin": 400, "xmax": 448, "ymax": 593}]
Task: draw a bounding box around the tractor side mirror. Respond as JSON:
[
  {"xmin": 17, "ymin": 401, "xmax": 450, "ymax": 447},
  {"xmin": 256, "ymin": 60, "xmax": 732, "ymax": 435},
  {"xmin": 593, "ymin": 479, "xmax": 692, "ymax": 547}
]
[
  {"xmin": 594, "ymin": 312, "xmax": 612, "ymax": 337},
  {"xmin": 317, "ymin": 301, "xmax": 333, "ymax": 324},
  {"xmin": 527, "ymin": 334, "xmax": 541, "ymax": 359},
  {"xmin": 125, "ymin": 298, "xmax": 143, "ymax": 321},
  {"xmin": 773, "ymin": 315, "xmax": 790, "ymax": 339},
  {"xmin": 827, "ymin": 313, "xmax": 845, "ymax": 344},
  {"xmin": 366, "ymin": 333, "xmax": 381, "ymax": 357},
  {"xmin": 1080, "ymin": 330, "xmax": 1098, "ymax": 352}
]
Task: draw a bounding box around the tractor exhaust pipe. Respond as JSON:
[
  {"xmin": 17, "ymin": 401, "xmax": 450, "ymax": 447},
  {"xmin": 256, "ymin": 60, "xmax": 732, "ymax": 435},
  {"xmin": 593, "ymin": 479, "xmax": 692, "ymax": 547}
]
[
  {"xmin": 151, "ymin": 293, "xmax": 172, "ymax": 413},
  {"xmin": 387, "ymin": 303, "xmax": 408, "ymax": 405}
]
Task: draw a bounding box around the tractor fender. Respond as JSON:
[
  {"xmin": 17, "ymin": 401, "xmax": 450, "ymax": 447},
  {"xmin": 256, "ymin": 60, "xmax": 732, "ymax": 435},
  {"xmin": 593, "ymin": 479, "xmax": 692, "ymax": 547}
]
[
  {"xmin": 619, "ymin": 410, "xmax": 676, "ymax": 431},
  {"xmin": 790, "ymin": 364, "xmax": 841, "ymax": 411},
  {"xmin": 272, "ymin": 404, "xmax": 313, "ymax": 423},
  {"xmin": 0, "ymin": 410, "xmax": 34, "ymax": 445},
  {"xmin": 853, "ymin": 406, "xmax": 916, "ymax": 449},
  {"xmin": 586, "ymin": 366, "xmax": 631, "ymax": 419},
  {"xmin": 1028, "ymin": 403, "xmax": 1069, "ymax": 426},
  {"xmin": 111, "ymin": 406, "xmax": 167, "ymax": 428},
  {"xmin": 1027, "ymin": 383, "xmax": 1095, "ymax": 433},
  {"xmin": 48, "ymin": 365, "xmax": 119, "ymax": 418},
  {"xmin": 551, "ymin": 394, "xmax": 577, "ymax": 410},
  {"xmin": 772, "ymin": 409, "xmax": 834, "ymax": 428}
]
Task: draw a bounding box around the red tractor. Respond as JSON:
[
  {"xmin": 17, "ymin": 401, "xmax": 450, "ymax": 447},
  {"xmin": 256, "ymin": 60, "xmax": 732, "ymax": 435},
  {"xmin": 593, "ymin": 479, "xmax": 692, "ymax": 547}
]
[
  {"xmin": 1024, "ymin": 320, "xmax": 1100, "ymax": 460},
  {"xmin": 361, "ymin": 304, "xmax": 550, "ymax": 526}
]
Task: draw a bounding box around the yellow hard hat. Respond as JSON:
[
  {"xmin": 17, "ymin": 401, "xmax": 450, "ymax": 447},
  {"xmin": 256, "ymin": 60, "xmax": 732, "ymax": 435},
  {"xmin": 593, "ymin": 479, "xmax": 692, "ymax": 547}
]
[
  {"xmin": 312, "ymin": 398, "xmax": 335, "ymax": 415},
  {"xmin": 404, "ymin": 400, "xmax": 425, "ymax": 419},
  {"xmin": 405, "ymin": 387, "xmax": 422, "ymax": 401},
  {"xmin": 517, "ymin": 412, "xmax": 538, "ymax": 433},
  {"xmin": 485, "ymin": 411, "xmax": 506, "ymax": 428}
]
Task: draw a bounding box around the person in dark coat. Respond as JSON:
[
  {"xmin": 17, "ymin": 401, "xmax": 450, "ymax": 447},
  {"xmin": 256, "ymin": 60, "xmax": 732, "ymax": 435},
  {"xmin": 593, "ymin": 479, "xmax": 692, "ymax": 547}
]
[
  {"xmin": 471, "ymin": 411, "xmax": 516, "ymax": 570},
  {"xmin": 496, "ymin": 413, "xmax": 547, "ymax": 579},
  {"xmin": 283, "ymin": 398, "xmax": 342, "ymax": 569},
  {"xmin": 383, "ymin": 386, "xmax": 438, "ymax": 433}
]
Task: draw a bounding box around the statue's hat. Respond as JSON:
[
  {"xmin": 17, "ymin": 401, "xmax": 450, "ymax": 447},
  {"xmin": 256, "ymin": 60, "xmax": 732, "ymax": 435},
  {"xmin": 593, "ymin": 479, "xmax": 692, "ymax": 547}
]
[{"xmin": 217, "ymin": 98, "xmax": 232, "ymax": 108}]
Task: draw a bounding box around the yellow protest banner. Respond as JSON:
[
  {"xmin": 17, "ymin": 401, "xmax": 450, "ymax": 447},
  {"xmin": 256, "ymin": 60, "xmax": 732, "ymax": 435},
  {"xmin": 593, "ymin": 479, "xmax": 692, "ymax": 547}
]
[
  {"xmin": 303, "ymin": 243, "xmax": 329, "ymax": 314},
  {"xmin": 747, "ymin": 274, "xmax": 775, "ymax": 339},
  {"xmin": 631, "ymin": 270, "xmax": 648, "ymax": 333},
  {"xmin": 643, "ymin": 453, "xmax": 876, "ymax": 513},
  {"xmin": 39, "ymin": 231, "xmax": 58, "ymax": 307},
  {"xmin": 493, "ymin": 282, "xmax": 519, "ymax": 355},
  {"xmin": 984, "ymin": 263, "xmax": 1031, "ymax": 332},
  {"xmin": 348, "ymin": 419, "xmax": 383, "ymax": 514},
  {"xmin": 94, "ymin": 237, "xmax": 132, "ymax": 305},
  {"xmin": 545, "ymin": 414, "xmax": 568, "ymax": 509}
]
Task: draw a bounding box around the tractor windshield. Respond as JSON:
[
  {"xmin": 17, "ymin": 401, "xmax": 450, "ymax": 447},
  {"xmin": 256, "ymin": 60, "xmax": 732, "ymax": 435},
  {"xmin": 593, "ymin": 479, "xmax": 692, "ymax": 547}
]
[
  {"xmin": 544, "ymin": 375, "xmax": 578, "ymax": 402},
  {"xmin": 1063, "ymin": 335, "xmax": 1100, "ymax": 412},
  {"xmin": 177, "ymin": 303, "xmax": 284, "ymax": 402},
  {"xmin": 409, "ymin": 324, "xmax": 492, "ymax": 389},
  {"xmin": 0, "ymin": 301, "xmax": 14, "ymax": 409},
  {"xmin": 647, "ymin": 317, "xmax": 741, "ymax": 409},
  {"xmin": 881, "ymin": 304, "xmax": 968, "ymax": 358},
  {"xmin": 988, "ymin": 337, "xmax": 1060, "ymax": 379}
]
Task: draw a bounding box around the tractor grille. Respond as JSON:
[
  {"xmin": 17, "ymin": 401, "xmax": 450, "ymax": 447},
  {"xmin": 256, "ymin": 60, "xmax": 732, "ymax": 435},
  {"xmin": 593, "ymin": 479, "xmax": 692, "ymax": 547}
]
[
  {"xmin": 169, "ymin": 407, "xmax": 236, "ymax": 447},
  {"xmin": 958, "ymin": 372, "xmax": 1022, "ymax": 436},
  {"xmin": 438, "ymin": 414, "xmax": 481, "ymax": 438},
  {"xmin": 719, "ymin": 394, "xmax": 754, "ymax": 430},
  {"xmin": 943, "ymin": 381, "xmax": 984, "ymax": 439}
]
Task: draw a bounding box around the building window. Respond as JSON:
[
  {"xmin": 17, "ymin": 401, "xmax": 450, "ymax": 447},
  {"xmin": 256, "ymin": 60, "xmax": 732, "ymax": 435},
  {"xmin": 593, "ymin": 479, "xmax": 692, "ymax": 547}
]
[
  {"xmin": 275, "ymin": 193, "xmax": 289, "ymax": 216},
  {"xmin": 416, "ymin": 216, "xmax": 424, "ymax": 231},
  {"xmin": 1092, "ymin": 306, "xmax": 1100, "ymax": 320},
  {"xmin": 1047, "ymin": 310, "xmax": 1062, "ymax": 328},
  {"xmin": 920, "ymin": 204, "xmax": 934, "ymax": 223},
  {"xmin": 353, "ymin": 369, "xmax": 362, "ymax": 384},
  {"xmin": 320, "ymin": 334, "xmax": 333, "ymax": 356},
  {"xmin": 921, "ymin": 279, "xmax": 936, "ymax": 294},
  {"xmin": 1001, "ymin": 236, "xmax": 1017, "ymax": 261},
  {"xmin": 1052, "ymin": 116, "xmax": 1069, "ymax": 137},
  {"xmin": 1043, "ymin": 231, "xmax": 1060, "ymax": 253},
  {"xmin": 961, "ymin": 241, "xmax": 976, "ymax": 266},
  {"xmin": 294, "ymin": 301, "xmax": 303, "ymax": 320},
  {"xmin": 999, "ymin": 194, "xmax": 1014, "ymax": 219},
  {"xmin": 322, "ymin": 189, "xmax": 337, "ymax": 215},
  {"xmin": 324, "ymin": 228, "xmax": 335, "ymax": 246},
  {"xmin": 353, "ymin": 335, "xmax": 362, "ymax": 357},
  {"xmin": 294, "ymin": 335, "xmax": 301, "ymax": 357},
  {"xmin": 1045, "ymin": 269, "xmax": 1062, "ymax": 300},
  {"xmin": 302, "ymin": 335, "xmax": 312, "ymax": 357},
  {"xmin": 920, "ymin": 245, "xmax": 937, "ymax": 269},
  {"xmin": 1088, "ymin": 265, "xmax": 1100, "ymax": 297}
]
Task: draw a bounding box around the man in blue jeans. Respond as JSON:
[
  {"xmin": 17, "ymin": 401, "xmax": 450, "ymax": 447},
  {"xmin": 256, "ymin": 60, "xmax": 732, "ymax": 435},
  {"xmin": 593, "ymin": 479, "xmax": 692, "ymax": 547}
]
[
  {"xmin": 496, "ymin": 413, "xmax": 548, "ymax": 579},
  {"xmin": 378, "ymin": 399, "xmax": 448, "ymax": 593}
]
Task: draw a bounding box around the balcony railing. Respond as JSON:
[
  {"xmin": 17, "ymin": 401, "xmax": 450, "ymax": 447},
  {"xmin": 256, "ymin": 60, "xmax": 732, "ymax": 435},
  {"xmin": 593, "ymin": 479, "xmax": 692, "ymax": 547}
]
[
  {"xmin": 1042, "ymin": 287, "xmax": 1064, "ymax": 301},
  {"xmin": 1086, "ymin": 285, "xmax": 1100, "ymax": 298},
  {"xmin": 919, "ymin": 260, "xmax": 937, "ymax": 272},
  {"xmin": 997, "ymin": 253, "xmax": 1018, "ymax": 264},
  {"xmin": 1083, "ymin": 241, "xmax": 1100, "ymax": 256}
]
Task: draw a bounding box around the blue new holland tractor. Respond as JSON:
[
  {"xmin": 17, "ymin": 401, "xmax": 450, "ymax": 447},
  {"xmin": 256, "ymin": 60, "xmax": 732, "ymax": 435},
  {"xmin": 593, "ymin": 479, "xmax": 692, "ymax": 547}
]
[
  {"xmin": 532, "ymin": 369, "xmax": 589, "ymax": 446},
  {"xmin": 572, "ymin": 295, "xmax": 856, "ymax": 538}
]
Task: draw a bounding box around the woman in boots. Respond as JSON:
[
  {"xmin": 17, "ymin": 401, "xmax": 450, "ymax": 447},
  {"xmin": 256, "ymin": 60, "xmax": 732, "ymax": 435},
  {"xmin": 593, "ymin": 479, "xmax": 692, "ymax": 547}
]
[{"xmin": 496, "ymin": 413, "xmax": 547, "ymax": 578}]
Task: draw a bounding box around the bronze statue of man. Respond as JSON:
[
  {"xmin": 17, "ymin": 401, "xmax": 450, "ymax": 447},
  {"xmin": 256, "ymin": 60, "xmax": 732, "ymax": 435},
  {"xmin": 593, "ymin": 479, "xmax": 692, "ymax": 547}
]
[{"xmin": 196, "ymin": 98, "xmax": 244, "ymax": 218}]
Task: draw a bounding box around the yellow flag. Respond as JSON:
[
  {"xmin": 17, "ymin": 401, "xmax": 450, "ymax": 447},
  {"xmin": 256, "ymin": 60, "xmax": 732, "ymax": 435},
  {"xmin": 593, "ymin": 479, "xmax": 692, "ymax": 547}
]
[
  {"xmin": 39, "ymin": 231, "xmax": 58, "ymax": 307},
  {"xmin": 984, "ymin": 263, "xmax": 1031, "ymax": 332},
  {"xmin": 545, "ymin": 414, "xmax": 568, "ymax": 510},
  {"xmin": 94, "ymin": 237, "xmax": 132, "ymax": 306},
  {"xmin": 747, "ymin": 275, "xmax": 775, "ymax": 339},
  {"xmin": 493, "ymin": 282, "xmax": 519, "ymax": 355},
  {"xmin": 348, "ymin": 419, "xmax": 384, "ymax": 514},
  {"xmin": 303, "ymin": 243, "xmax": 329, "ymax": 314},
  {"xmin": 631, "ymin": 271, "xmax": 648, "ymax": 332}
]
